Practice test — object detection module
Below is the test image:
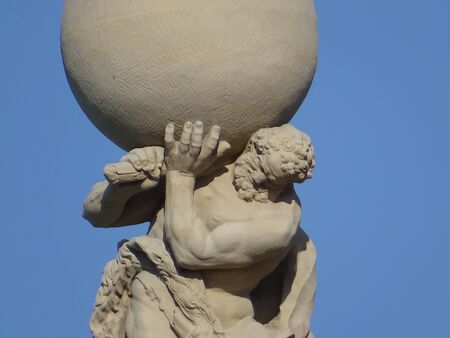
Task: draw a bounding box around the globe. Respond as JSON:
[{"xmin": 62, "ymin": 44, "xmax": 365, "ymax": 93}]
[{"xmin": 61, "ymin": 0, "xmax": 318, "ymax": 155}]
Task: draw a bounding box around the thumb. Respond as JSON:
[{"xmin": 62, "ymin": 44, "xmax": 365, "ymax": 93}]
[{"xmin": 217, "ymin": 140, "xmax": 231, "ymax": 158}]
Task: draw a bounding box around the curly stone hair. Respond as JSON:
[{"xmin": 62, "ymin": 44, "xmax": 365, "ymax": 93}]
[{"xmin": 233, "ymin": 125, "xmax": 315, "ymax": 202}]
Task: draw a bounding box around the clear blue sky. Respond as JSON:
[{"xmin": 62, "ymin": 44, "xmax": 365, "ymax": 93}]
[{"xmin": 1, "ymin": 1, "xmax": 449, "ymax": 337}]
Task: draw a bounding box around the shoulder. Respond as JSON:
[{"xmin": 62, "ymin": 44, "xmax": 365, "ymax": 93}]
[
  {"xmin": 257, "ymin": 201, "xmax": 300, "ymax": 232},
  {"xmin": 274, "ymin": 185, "xmax": 301, "ymax": 221}
]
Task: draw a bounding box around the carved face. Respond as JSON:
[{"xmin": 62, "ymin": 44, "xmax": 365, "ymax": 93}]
[
  {"xmin": 233, "ymin": 124, "xmax": 315, "ymax": 202},
  {"xmin": 262, "ymin": 149, "xmax": 313, "ymax": 185}
]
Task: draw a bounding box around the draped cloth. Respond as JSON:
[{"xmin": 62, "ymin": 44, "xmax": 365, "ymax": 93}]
[{"xmin": 89, "ymin": 230, "xmax": 316, "ymax": 338}]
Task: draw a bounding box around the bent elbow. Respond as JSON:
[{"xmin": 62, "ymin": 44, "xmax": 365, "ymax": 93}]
[
  {"xmin": 173, "ymin": 253, "xmax": 201, "ymax": 270},
  {"xmin": 269, "ymin": 218, "xmax": 299, "ymax": 252},
  {"xmin": 169, "ymin": 245, "xmax": 205, "ymax": 270},
  {"xmin": 82, "ymin": 207, "xmax": 113, "ymax": 228}
]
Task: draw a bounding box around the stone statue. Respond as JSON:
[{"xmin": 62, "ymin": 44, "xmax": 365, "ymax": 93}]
[
  {"xmin": 84, "ymin": 122, "xmax": 316, "ymax": 338},
  {"xmin": 60, "ymin": 1, "xmax": 319, "ymax": 337}
]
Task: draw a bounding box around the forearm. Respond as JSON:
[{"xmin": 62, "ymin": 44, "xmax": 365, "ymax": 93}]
[
  {"xmin": 83, "ymin": 181, "xmax": 143, "ymax": 227},
  {"xmin": 164, "ymin": 170, "xmax": 208, "ymax": 265},
  {"xmin": 110, "ymin": 185, "xmax": 164, "ymax": 227},
  {"xmin": 162, "ymin": 120, "xmax": 227, "ymax": 267},
  {"xmin": 165, "ymin": 170, "xmax": 196, "ymax": 227}
]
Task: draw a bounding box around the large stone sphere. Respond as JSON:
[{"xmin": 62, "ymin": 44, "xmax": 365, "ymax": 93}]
[{"xmin": 61, "ymin": 0, "xmax": 317, "ymax": 155}]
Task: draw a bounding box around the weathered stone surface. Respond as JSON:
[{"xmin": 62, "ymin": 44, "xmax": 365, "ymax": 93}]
[
  {"xmin": 63, "ymin": 2, "xmax": 320, "ymax": 337},
  {"xmin": 84, "ymin": 123, "xmax": 317, "ymax": 338},
  {"xmin": 61, "ymin": 0, "xmax": 317, "ymax": 154}
]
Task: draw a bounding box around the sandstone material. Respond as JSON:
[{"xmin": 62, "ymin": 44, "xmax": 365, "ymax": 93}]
[
  {"xmin": 63, "ymin": 2, "xmax": 320, "ymax": 336},
  {"xmin": 84, "ymin": 122, "xmax": 317, "ymax": 337},
  {"xmin": 61, "ymin": 0, "xmax": 317, "ymax": 154}
]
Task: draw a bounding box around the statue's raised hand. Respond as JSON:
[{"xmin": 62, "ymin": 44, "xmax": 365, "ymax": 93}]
[
  {"xmin": 164, "ymin": 121, "xmax": 226, "ymax": 176},
  {"xmin": 103, "ymin": 146, "xmax": 164, "ymax": 190},
  {"xmin": 120, "ymin": 147, "xmax": 164, "ymax": 181}
]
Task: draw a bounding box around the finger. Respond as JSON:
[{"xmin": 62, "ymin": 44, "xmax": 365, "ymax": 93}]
[
  {"xmin": 134, "ymin": 148, "xmax": 149, "ymax": 169},
  {"xmin": 190, "ymin": 121, "xmax": 203, "ymax": 157},
  {"xmin": 179, "ymin": 121, "xmax": 193, "ymax": 154},
  {"xmin": 155, "ymin": 147, "xmax": 164, "ymax": 169},
  {"xmin": 196, "ymin": 128, "xmax": 214, "ymax": 160},
  {"xmin": 164, "ymin": 123, "xmax": 175, "ymax": 151},
  {"xmin": 128, "ymin": 152, "xmax": 143, "ymax": 171},
  {"xmin": 126, "ymin": 153, "xmax": 140, "ymax": 170},
  {"xmin": 217, "ymin": 140, "xmax": 232, "ymax": 158},
  {"xmin": 203, "ymin": 125, "xmax": 221, "ymax": 156},
  {"xmin": 143, "ymin": 147, "xmax": 156, "ymax": 172}
]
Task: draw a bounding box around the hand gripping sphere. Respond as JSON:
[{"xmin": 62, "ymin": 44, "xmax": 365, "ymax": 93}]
[{"xmin": 61, "ymin": 0, "xmax": 317, "ymax": 156}]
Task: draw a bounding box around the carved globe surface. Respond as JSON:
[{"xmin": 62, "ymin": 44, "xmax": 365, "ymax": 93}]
[{"xmin": 61, "ymin": 0, "xmax": 317, "ymax": 154}]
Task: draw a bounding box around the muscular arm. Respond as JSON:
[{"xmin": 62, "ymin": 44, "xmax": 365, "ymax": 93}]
[
  {"xmin": 164, "ymin": 171, "xmax": 299, "ymax": 270},
  {"xmin": 162, "ymin": 121, "xmax": 298, "ymax": 269},
  {"xmin": 83, "ymin": 180, "xmax": 163, "ymax": 227},
  {"xmin": 83, "ymin": 146, "xmax": 165, "ymax": 228}
]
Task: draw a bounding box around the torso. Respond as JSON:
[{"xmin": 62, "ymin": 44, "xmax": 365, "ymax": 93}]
[
  {"xmin": 197, "ymin": 166, "xmax": 300, "ymax": 329},
  {"xmin": 149, "ymin": 165, "xmax": 301, "ymax": 329}
]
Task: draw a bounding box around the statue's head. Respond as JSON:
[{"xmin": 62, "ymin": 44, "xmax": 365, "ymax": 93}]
[{"xmin": 233, "ymin": 124, "xmax": 315, "ymax": 202}]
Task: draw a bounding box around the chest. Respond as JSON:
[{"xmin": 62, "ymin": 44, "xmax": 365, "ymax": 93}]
[{"xmin": 193, "ymin": 180, "xmax": 284, "ymax": 231}]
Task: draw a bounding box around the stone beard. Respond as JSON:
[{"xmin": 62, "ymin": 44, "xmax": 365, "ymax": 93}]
[
  {"xmin": 233, "ymin": 125, "xmax": 315, "ymax": 203},
  {"xmin": 84, "ymin": 122, "xmax": 317, "ymax": 338}
]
